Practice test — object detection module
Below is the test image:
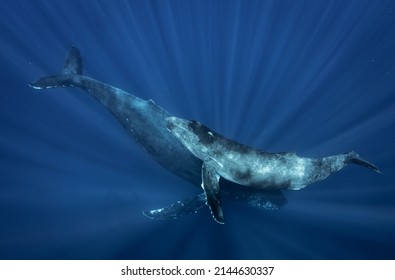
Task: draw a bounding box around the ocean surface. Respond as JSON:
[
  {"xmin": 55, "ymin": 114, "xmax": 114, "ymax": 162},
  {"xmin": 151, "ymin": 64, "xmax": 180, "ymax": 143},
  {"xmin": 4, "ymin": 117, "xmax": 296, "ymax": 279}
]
[{"xmin": 1, "ymin": 0, "xmax": 394, "ymax": 259}]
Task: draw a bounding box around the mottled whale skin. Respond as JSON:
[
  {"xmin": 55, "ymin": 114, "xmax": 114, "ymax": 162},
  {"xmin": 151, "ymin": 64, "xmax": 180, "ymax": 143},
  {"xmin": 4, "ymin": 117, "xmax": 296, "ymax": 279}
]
[
  {"xmin": 30, "ymin": 47, "xmax": 201, "ymax": 184},
  {"xmin": 167, "ymin": 117, "xmax": 381, "ymax": 223},
  {"xmin": 29, "ymin": 47, "xmax": 287, "ymax": 221}
]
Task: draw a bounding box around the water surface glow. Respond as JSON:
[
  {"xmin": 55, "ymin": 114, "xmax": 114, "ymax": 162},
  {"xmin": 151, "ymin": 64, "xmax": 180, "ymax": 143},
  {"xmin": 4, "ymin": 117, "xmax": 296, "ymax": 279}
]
[{"xmin": 1, "ymin": 0, "xmax": 394, "ymax": 259}]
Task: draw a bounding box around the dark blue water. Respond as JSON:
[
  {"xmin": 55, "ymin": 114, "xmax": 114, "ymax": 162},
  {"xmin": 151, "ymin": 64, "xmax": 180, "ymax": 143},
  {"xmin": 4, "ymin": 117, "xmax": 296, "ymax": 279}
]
[{"xmin": 1, "ymin": 0, "xmax": 394, "ymax": 259}]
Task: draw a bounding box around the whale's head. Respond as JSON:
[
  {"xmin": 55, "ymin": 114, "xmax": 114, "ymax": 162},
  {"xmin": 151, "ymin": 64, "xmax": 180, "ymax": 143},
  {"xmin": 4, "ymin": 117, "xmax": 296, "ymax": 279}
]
[{"xmin": 166, "ymin": 117, "xmax": 218, "ymax": 160}]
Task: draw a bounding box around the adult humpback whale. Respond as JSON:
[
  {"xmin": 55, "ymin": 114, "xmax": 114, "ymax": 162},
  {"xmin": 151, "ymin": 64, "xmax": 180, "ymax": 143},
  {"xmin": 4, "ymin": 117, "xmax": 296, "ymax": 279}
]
[
  {"xmin": 29, "ymin": 47, "xmax": 287, "ymax": 221},
  {"xmin": 167, "ymin": 117, "xmax": 381, "ymax": 223}
]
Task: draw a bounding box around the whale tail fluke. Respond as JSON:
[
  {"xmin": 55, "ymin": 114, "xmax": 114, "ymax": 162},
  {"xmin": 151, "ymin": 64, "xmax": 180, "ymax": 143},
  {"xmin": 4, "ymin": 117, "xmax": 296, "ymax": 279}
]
[
  {"xmin": 345, "ymin": 151, "xmax": 382, "ymax": 174},
  {"xmin": 62, "ymin": 47, "xmax": 83, "ymax": 75},
  {"xmin": 28, "ymin": 47, "xmax": 82, "ymax": 90}
]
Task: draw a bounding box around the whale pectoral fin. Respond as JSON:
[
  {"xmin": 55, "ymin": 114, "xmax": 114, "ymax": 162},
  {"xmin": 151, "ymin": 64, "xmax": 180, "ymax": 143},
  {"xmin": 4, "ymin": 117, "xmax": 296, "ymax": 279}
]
[
  {"xmin": 143, "ymin": 193, "xmax": 207, "ymax": 220},
  {"xmin": 201, "ymin": 163, "xmax": 224, "ymax": 224}
]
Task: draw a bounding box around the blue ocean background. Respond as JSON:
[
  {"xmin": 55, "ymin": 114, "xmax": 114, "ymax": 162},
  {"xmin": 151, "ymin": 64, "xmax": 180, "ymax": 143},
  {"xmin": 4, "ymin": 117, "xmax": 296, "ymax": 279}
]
[{"xmin": 1, "ymin": 0, "xmax": 394, "ymax": 259}]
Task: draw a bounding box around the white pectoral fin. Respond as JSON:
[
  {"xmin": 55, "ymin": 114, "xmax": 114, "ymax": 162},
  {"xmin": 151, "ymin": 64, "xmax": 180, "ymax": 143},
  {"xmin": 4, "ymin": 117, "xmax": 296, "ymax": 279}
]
[{"xmin": 201, "ymin": 163, "xmax": 224, "ymax": 224}]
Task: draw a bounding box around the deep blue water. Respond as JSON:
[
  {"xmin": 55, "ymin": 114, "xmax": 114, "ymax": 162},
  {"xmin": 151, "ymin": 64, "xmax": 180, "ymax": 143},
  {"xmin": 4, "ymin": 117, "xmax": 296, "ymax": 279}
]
[{"xmin": 1, "ymin": 0, "xmax": 395, "ymax": 259}]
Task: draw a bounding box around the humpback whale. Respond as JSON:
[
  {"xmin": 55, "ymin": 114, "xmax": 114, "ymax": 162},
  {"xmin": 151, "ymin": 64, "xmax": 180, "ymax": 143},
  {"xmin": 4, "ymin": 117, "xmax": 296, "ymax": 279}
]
[
  {"xmin": 29, "ymin": 47, "xmax": 287, "ymax": 222},
  {"xmin": 167, "ymin": 117, "xmax": 381, "ymax": 223}
]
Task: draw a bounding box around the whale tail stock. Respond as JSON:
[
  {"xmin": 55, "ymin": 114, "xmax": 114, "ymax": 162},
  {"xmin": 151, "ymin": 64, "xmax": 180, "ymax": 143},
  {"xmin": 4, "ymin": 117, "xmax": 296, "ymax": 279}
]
[
  {"xmin": 344, "ymin": 151, "xmax": 382, "ymax": 174},
  {"xmin": 28, "ymin": 47, "xmax": 82, "ymax": 90}
]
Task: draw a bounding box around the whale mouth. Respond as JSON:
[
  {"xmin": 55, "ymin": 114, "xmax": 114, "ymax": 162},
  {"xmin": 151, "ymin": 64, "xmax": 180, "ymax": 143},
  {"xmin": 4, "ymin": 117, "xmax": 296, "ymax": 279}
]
[
  {"xmin": 166, "ymin": 117, "xmax": 200, "ymax": 152},
  {"xmin": 166, "ymin": 117, "xmax": 190, "ymax": 132},
  {"xmin": 166, "ymin": 117, "xmax": 176, "ymax": 131}
]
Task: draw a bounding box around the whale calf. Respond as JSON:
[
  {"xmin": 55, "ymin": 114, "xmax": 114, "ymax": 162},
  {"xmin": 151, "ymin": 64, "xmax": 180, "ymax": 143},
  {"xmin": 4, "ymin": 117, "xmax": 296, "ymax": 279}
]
[
  {"xmin": 167, "ymin": 117, "xmax": 381, "ymax": 223},
  {"xmin": 29, "ymin": 47, "xmax": 287, "ymax": 221}
]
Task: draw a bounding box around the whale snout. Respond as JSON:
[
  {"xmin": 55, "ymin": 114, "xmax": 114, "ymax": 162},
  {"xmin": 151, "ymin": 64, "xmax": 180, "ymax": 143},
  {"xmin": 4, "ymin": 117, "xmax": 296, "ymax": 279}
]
[{"xmin": 166, "ymin": 117, "xmax": 201, "ymax": 150}]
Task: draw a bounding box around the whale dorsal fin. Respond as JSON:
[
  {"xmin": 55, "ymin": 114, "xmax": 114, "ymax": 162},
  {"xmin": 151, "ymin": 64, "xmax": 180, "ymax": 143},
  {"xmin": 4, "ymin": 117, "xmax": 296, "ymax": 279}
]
[{"xmin": 201, "ymin": 163, "xmax": 224, "ymax": 224}]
